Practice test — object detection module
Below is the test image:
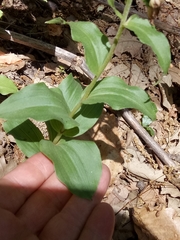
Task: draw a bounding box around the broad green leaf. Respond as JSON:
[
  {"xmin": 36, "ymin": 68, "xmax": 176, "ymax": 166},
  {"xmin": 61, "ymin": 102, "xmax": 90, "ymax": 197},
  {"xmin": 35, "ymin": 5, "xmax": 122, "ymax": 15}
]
[
  {"xmin": 46, "ymin": 19, "xmax": 111, "ymax": 75},
  {"xmin": 58, "ymin": 74, "xmax": 83, "ymax": 111},
  {"xmin": 49, "ymin": 119, "xmax": 64, "ymax": 133},
  {"xmin": 40, "ymin": 139, "xmax": 102, "ymax": 199},
  {"xmin": 124, "ymin": 15, "xmax": 171, "ymax": 74},
  {"xmin": 107, "ymin": 0, "xmax": 122, "ymax": 19},
  {"xmin": 3, "ymin": 119, "xmax": 43, "ymax": 157},
  {"xmin": 58, "ymin": 74, "xmax": 103, "ymax": 137},
  {"xmin": 0, "ymin": 75, "xmax": 18, "ymax": 95},
  {"xmin": 45, "ymin": 120, "xmax": 57, "ymax": 141},
  {"xmin": 68, "ymin": 21, "xmax": 111, "ymax": 75},
  {"xmin": 63, "ymin": 103, "xmax": 103, "ymax": 137},
  {"xmin": 83, "ymin": 76, "xmax": 157, "ymax": 120},
  {"xmin": 0, "ymin": 83, "xmax": 78, "ymax": 130}
]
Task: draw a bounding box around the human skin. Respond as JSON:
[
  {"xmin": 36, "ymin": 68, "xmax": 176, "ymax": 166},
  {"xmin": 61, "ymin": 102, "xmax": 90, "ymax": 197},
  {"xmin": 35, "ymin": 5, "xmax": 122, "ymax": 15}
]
[{"xmin": 0, "ymin": 153, "xmax": 115, "ymax": 240}]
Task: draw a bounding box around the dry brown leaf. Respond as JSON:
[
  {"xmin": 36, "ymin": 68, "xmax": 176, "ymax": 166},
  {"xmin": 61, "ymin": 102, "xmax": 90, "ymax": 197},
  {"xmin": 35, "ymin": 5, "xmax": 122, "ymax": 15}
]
[
  {"xmin": 161, "ymin": 182, "xmax": 180, "ymax": 197},
  {"xmin": 108, "ymin": 29, "xmax": 142, "ymax": 58},
  {"xmin": 167, "ymin": 196, "xmax": 180, "ymax": 217},
  {"xmin": 159, "ymin": 83, "xmax": 173, "ymax": 110},
  {"xmin": 43, "ymin": 62, "xmax": 58, "ymax": 73},
  {"xmin": 130, "ymin": 64, "xmax": 149, "ymax": 89},
  {"xmin": 0, "ymin": 53, "xmax": 29, "ymax": 64},
  {"xmin": 0, "ymin": 53, "xmax": 31, "ymax": 73},
  {"xmin": 148, "ymin": 62, "xmax": 161, "ymax": 82},
  {"xmin": 123, "ymin": 157, "xmax": 165, "ymax": 182},
  {"xmin": 169, "ymin": 65, "xmax": 180, "ymax": 85},
  {"xmin": 0, "ymin": 155, "xmax": 17, "ymax": 178},
  {"xmin": 138, "ymin": 188, "xmax": 159, "ymax": 207},
  {"xmin": 114, "ymin": 184, "xmax": 129, "ymax": 201},
  {"xmin": 47, "ymin": 24, "xmax": 62, "ymax": 36},
  {"xmin": 107, "ymin": 63, "xmax": 130, "ymax": 79},
  {"xmin": 168, "ymin": 141, "xmax": 180, "ymax": 155}
]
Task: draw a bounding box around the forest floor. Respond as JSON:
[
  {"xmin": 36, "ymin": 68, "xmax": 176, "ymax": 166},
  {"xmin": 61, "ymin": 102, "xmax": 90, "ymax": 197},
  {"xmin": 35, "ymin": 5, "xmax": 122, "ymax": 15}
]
[{"xmin": 0, "ymin": 0, "xmax": 180, "ymax": 239}]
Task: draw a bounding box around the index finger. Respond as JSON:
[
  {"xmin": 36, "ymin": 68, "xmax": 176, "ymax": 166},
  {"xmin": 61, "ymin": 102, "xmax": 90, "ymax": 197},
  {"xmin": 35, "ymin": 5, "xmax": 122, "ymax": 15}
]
[{"xmin": 0, "ymin": 153, "xmax": 54, "ymax": 213}]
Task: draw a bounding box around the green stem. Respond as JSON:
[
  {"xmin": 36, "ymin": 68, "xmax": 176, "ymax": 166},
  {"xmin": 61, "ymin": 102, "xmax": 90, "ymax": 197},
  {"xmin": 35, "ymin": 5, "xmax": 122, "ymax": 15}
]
[
  {"xmin": 70, "ymin": 0, "xmax": 133, "ymax": 118},
  {"xmin": 53, "ymin": 132, "xmax": 62, "ymax": 144}
]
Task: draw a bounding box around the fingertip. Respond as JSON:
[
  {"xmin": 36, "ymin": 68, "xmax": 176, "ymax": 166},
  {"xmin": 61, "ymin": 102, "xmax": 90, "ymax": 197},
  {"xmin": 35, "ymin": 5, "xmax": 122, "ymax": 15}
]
[
  {"xmin": 102, "ymin": 163, "xmax": 111, "ymax": 184},
  {"xmin": 95, "ymin": 163, "xmax": 111, "ymax": 201},
  {"xmin": 79, "ymin": 202, "xmax": 115, "ymax": 240}
]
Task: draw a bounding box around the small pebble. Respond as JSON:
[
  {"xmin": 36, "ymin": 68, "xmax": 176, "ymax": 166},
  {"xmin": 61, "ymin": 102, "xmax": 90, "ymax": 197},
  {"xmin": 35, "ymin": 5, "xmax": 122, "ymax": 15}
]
[{"xmin": 136, "ymin": 180, "xmax": 146, "ymax": 192}]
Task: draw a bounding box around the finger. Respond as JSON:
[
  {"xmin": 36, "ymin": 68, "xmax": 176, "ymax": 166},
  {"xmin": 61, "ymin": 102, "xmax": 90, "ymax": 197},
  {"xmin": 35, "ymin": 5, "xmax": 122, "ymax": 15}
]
[
  {"xmin": 16, "ymin": 172, "xmax": 72, "ymax": 234},
  {"xmin": 79, "ymin": 202, "xmax": 115, "ymax": 240},
  {"xmin": 0, "ymin": 208, "xmax": 38, "ymax": 240},
  {"xmin": 39, "ymin": 164, "xmax": 111, "ymax": 240},
  {"xmin": 0, "ymin": 153, "xmax": 54, "ymax": 213}
]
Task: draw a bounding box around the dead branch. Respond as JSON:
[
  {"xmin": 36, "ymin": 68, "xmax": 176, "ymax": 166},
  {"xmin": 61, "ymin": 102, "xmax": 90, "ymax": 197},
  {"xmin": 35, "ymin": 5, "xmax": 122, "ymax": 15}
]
[
  {"xmin": 119, "ymin": 110, "xmax": 175, "ymax": 166},
  {"xmin": 0, "ymin": 27, "xmax": 93, "ymax": 79}
]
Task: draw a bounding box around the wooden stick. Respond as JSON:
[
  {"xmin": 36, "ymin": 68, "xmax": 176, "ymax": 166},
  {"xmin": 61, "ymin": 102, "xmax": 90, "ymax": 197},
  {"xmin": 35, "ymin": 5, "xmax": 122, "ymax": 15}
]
[
  {"xmin": 120, "ymin": 110, "xmax": 175, "ymax": 166},
  {"xmin": 0, "ymin": 27, "xmax": 175, "ymax": 166},
  {"xmin": 0, "ymin": 27, "xmax": 93, "ymax": 79}
]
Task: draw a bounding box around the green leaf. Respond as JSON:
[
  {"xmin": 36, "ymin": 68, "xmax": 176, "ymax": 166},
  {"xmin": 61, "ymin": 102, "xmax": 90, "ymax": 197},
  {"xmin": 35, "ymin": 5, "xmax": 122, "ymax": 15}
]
[
  {"xmin": 124, "ymin": 15, "xmax": 171, "ymax": 74},
  {"xmin": 68, "ymin": 21, "xmax": 111, "ymax": 75},
  {"xmin": 58, "ymin": 74, "xmax": 83, "ymax": 111},
  {"xmin": 0, "ymin": 83, "xmax": 78, "ymax": 130},
  {"xmin": 142, "ymin": 115, "xmax": 154, "ymax": 136},
  {"xmin": 144, "ymin": 125, "xmax": 154, "ymax": 136},
  {"xmin": 46, "ymin": 19, "xmax": 111, "ymax": 75},
  {"xmin": 45, "ymin": 120, "xmax": 57, "ymax": 141},
  {"xmin": 63, "ymin": 103, "xmax": 103, "ymax": 137},
  {"xmin": 107, "ymin": 0, "xmax": 122, "ymax": 19},
  {"xmin": 83, "ymin": 76, "xmax": 157, "ymax": 120},
  {"xmin": 49, "ymin": 119, "xmax": 64, "ymax": 133},
  {"xmin": 0, "ymin": 75, "xmax": 18, "ymax": 95},
  {"xmin": 58, "ymin": 74, "xmax": 103, "ymax": 137},
  {"xmin": 3, "ymin": 119, "xmax": 43, "ymax": 157},
  {"xmin": 40, "ymin": 139, "xmax": 102, "ymax": 199},
  {"xmin": 142, "ymin": 115, "xmax": 152, "ymax": 126}
]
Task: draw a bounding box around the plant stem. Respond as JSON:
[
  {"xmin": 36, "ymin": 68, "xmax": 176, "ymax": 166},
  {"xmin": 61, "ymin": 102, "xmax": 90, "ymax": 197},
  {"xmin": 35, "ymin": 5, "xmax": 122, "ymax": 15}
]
[
  {"xmin": 53, "ymin": 132, "xmax": 62, "ymax": 144},
  {"xmin": 70, "ymin": 0, "xmax": 133, "ymax": 118}
]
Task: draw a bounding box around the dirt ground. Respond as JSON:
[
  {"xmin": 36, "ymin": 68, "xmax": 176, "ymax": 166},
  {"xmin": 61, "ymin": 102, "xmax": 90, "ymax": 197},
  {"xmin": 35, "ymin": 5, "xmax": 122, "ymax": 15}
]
[{"xmin": 0, "ymin": 0, "xmax": 180, "ymax": 239}]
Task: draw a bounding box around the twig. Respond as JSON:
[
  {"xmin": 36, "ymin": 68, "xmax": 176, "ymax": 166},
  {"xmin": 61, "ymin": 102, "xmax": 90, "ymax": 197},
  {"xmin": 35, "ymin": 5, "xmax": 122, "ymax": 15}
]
[
  {"xmin": 0, "ymin": 27, "xmax": 94, "ymax": 79},
  {"xmin": 0, "ymin": 27, "xmax": 175, "ymax": 166},
  {"xmin": 120, "ymin": 110, "xmax": 175, "ymax": 166},
  {"xmin": 97, "ymin": 0, "xmax": 180, "ymax": 36}
]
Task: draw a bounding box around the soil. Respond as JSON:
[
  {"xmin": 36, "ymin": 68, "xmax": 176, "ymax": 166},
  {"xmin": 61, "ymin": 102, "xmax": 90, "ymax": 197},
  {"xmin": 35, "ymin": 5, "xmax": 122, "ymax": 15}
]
[{"xmin": 0, "ymin": 0, "xmax": 180, "ymax": 239}]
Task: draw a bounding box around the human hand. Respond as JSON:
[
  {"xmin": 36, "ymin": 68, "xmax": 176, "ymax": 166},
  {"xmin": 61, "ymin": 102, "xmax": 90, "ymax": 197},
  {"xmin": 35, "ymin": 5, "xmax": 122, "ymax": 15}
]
[{"xmin": 0, "ymin": 153, "xmax": 114, "ymax": 240}]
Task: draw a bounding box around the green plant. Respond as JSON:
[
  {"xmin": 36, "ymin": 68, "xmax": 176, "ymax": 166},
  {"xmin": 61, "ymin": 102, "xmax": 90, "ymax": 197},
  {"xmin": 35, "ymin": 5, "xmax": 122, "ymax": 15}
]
[
  {"xmin": 141, "ymin": 115, "xmax": 155, "ymax": 136},
  {"xmin": 0, "ymin": 0, "xmax": 170, "ymax": 199},
  {"xmin": 0, "ymin": 75, "xmax": 18, "ymax": 95}
]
